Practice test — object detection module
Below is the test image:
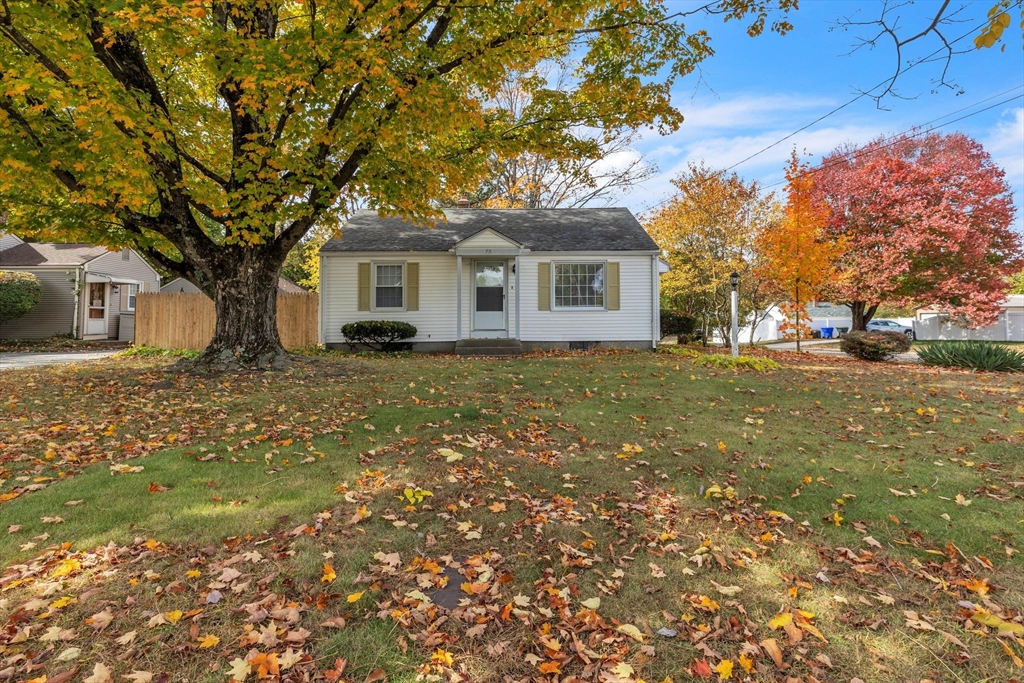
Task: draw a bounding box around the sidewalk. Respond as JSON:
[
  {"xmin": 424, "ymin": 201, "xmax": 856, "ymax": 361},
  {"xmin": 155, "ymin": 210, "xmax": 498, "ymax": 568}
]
[{"xmin": 0, "ymin": 350, "xmax": 120, "ymax": 370}]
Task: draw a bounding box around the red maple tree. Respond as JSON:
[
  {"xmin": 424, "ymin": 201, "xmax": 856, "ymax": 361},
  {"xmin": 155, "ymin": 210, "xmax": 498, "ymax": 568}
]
[{"xmin": 813, "ymin": 131, "xmax": 1021, "ymax": 330}]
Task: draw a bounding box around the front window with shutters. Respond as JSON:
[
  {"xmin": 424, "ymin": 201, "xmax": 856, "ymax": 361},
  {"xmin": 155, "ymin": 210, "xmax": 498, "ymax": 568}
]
[
  {"xmin": 374, "ymin": 263, "xmax": 404, "ymax": 309},
  {"xmin": 553, "ymin": 262, "xmax": 606, "ymax": 309}
]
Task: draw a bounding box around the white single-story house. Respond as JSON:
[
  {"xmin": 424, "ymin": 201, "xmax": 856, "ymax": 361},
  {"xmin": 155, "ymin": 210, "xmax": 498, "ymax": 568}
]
[
  {"xmin": 161, "ymin": 276, "xmax": 306, "ymax": 295},
  {"xmin": 318, "ymin": 208, "xmax": 664, "ymax": 354},
  {"xmin": 0, "ymin": 234, "xmax": 160, "ymax": 340},
  {"xmin": 915, "ymin": 295, "xmax": 1024, "ymax": 341}
]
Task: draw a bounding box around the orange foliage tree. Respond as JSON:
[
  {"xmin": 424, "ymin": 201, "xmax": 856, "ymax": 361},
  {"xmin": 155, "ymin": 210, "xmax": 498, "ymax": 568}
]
[{"xmin": 757, "ymin": 151, "xmax": 844, "ymax": 351}]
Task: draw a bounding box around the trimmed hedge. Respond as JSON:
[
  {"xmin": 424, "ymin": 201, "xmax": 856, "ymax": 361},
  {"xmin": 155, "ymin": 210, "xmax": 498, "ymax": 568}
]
[
  {"xmin": 917, "ymin": 340, "xmax": 1024, "ymax": 372},
  {"xmin": 839, "ymin": 330, "xmax": 911, "ymax": 362},
  {"xmin": 661, "ymin": 311, "xmax": 697, "ymax": 342},
  {"xmin": 0, "ymin": 270, "xmax": 43, "ymax": 323},
  {"xmin": 341, "ymin": 320, "xmax": 417, "ymax": 352}
]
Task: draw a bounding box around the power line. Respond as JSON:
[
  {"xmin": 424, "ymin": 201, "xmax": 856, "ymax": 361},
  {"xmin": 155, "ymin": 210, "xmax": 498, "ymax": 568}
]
[
  {"xmin": 720, "ymin": 13, "xmax": 997, "ymax": 174},
  {"xmin": 640, "ymin": 88, "xmax": 1023, "ymax": 218},
  {"xmin": 757, "ymin": 92, "xmax": 1024, "ymax": 191},
  {"xmin": 640, "ymin": 10, "xmax": 1012, "ymax": 213}
]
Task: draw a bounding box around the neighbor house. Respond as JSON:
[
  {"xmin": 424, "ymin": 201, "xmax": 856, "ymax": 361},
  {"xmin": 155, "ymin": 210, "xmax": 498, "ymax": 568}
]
[
  {"xmin": 318, "ymin": 208, "xmax": 663, "ymax": 354},
  {"xmin": 915, "ymin": 295, "xmax": 1024, "ymax": 341},
  {"xmin": 0, "ymin": 234, "xmax": 160, "ymax": 340},
  {"xmin": 160, "ymin": 276, "xmax": 306, "ymax": 295}
]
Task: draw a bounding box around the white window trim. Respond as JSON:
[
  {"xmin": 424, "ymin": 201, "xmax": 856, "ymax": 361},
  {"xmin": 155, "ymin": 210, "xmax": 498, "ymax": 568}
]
[
  {"xmin": 126, "ymin": 283, "xmax": 140, "ymax": 311},
  {"xmin": 551, "ymin": 260, "xmax": 609, "ymax": 311},
  {"xmin": 370, "ymin": 260, "xmax": 406, "ymax": 312}
]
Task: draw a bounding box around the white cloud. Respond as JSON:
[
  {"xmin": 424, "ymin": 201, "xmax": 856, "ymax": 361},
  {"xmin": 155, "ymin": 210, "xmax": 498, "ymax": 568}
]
[
  {"xmin": 674, "ymin": 94, "xmax": 838, "ymax": 131},
  {"xmin": 984, "ymin": 107, "xmax": 1024, "ymax": 186},
  {"xmin": 589, "ymin": 148, "xmax": 643, "ymax": 177},
  {"xmin": 627, "ymin": 123, "xmax": 882, "ymax": 214}
]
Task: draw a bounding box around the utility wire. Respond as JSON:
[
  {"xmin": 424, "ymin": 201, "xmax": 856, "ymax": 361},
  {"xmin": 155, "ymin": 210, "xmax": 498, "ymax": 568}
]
[
  {"xmin": 757, "ymin": 92, "xmax": 1024, "ymax": 191},
  {"xmin": 641, "ymin": 89, "xmax": 1023, "ymax": 216},
  {"xmin": 720, "ymin": 13, "xmax": 998, "ymax": 174},
  {"xmin": 641, "ymin": 10, "xmax": 1012, "ymax": 213}
]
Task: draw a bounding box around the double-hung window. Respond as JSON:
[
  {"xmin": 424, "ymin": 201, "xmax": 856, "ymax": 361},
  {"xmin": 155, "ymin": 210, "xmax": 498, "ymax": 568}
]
[
  {"xmin": 553, "ymin": 262, "xmax": 605, "ymax": 309},
  {"xmin": 127, "ymin": 284, "xmax": 140, "ymax": 311},
  {"xmin": 374, "ymin": 263, "xmax": 404, "ymax": 310}
]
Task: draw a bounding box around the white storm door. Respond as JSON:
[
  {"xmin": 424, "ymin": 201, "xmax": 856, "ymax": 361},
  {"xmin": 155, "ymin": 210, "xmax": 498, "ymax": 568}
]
[
  {"xmin": 86, "ymin": 282, "xmax": 107, "ymax": 336},
  {"xmin": 473, "ymin": 261, "xmax": 506, "ymax": 333}
]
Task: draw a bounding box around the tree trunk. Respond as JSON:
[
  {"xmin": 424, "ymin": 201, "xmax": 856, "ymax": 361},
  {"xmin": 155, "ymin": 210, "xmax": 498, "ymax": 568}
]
[
  {"xmin": 192, "ymin": 248, "xmax": 289, "ymax": 371},
  {"xmin": 849, "ymin": 301, "xmax": 879, "ymax": 331},
  {"xmin": 795, "ymin": 283, "xmax": 801, "ymax": 353}
]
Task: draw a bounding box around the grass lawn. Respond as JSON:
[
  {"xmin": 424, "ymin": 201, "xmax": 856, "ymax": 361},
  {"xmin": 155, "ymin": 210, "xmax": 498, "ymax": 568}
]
[{"xmin": 1, "ymin": 349, "xmax": 1022, "ymax": 682}]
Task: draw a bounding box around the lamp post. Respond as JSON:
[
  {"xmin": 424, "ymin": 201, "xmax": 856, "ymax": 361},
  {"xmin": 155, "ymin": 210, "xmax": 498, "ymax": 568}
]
[{"xmin": 729, "ymin": 271, "xmax": 740, "ymax": 358}]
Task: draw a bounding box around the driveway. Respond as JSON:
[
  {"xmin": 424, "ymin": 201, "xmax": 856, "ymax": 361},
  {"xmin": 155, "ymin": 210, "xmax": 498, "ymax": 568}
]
[
  {"xmin": 765, "ymin": 339, "xmax": 919, "ymax": 361},
  {"xmin": 0, "ymin": 350, "xmax": 120, "ymax": 370}
]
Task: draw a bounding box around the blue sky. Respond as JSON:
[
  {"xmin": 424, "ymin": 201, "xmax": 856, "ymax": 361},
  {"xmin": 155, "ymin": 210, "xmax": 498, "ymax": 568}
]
[{"xmin": 612, "ymin": 1, "xmax": 1024, "ymax": 233}]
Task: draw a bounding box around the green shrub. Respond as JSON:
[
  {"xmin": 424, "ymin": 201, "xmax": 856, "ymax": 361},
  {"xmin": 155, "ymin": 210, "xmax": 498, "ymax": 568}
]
[
  {"xmin": 839, "ymin": 330, "xmax": 912, "ymax": 361},
  {"xmin": 661, "ymin": 311, "xmax": 697, "ymax": 342},
  {"xmin": 0, "ymin": 270, "xmax": 43, "ymax": 322},
  {"xmin": 695, "ymin": 353, "xmax": 780, "ymax": 371},
  {"xmin": 917, "ymin": 340, "xmax": 1024, "ymax": 372},
  {"xmin": 341, "ymin": 320, "xmax": 417, "ymax": 352}
]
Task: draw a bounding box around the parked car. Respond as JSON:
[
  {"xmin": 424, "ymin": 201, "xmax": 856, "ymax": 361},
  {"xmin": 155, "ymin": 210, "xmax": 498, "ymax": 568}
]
[{"xmin": 866, "ymin": 318, "xmax": 915, "ymax": 339}]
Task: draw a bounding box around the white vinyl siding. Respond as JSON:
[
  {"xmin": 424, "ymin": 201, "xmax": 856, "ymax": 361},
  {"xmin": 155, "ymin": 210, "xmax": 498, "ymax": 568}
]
[
  {"xmin": 322, "ymin": 254, "xmax": 458, "ymax": 343},
  {"xmin": 455, "ymin": 229, "xmax": 520, "ymax": 251},
  {"xmin": 519, "ymin": 254, "xmax": 654, "ymax": 342},
  {"xmin": 0, "ymin": 268, "xmax": 78, "ymax": 339}
]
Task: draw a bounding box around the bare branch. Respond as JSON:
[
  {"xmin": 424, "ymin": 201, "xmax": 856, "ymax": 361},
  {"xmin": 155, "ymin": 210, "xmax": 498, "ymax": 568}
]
[{"xmin": 834, "ymin": 0, "xmax": 978, "ymax": 104}]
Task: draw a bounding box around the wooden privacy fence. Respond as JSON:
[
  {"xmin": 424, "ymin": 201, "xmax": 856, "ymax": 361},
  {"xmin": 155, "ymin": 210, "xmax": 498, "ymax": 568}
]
[{"xmin": 135, "ymin": 292, "xmax": 318, "ymax": 351}]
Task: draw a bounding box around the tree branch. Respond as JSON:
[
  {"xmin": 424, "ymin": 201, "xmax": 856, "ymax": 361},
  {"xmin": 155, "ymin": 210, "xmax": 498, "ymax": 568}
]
[{"xmin": 179, "ymin": 148, "xmax": 229, "ymax": 188}]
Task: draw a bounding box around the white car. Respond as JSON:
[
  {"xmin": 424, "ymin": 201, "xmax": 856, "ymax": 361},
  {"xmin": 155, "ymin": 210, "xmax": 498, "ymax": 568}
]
[{"xmin": 866, "ymin": 318, "xmax": 915, "ymax": 339}]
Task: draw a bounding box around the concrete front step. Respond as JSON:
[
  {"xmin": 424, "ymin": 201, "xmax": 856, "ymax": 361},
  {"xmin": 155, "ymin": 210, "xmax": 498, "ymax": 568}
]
[
  {"xmin": 455, "ymin": 339, "xmax": 523, "ymax": 357},
  {"xmin": 456, "ymin": 338, "xmax": 521, "ymax": 347}
]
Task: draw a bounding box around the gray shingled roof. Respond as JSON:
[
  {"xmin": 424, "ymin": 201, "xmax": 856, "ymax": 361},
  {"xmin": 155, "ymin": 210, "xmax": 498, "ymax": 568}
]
[
  {"xmin": 320, "ymin": 208, "xmax": 658, "ymax": 253},
  {"xmin": 0, "ymin": 242, "xmax": 109, "ymax": 267}
]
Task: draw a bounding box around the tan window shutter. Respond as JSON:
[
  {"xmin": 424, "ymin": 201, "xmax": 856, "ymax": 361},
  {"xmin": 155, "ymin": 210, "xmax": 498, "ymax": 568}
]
[
  {"xmin": 406, "ymin": 263, "xmax": 419, "ymax": 311},
  {"xmin": 357, "ymin": 262, "xmax": 370, "ymax": 311},
  {"xmin": 606, "ymin": 262, "xmax": 620, "ymax": 310},
  {"xmin": 538, "ymin": 262, "xmax": 550, "ymax": 311}
]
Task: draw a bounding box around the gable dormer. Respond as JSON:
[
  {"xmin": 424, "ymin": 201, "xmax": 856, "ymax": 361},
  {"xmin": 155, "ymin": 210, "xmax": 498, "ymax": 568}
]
[{"xmin": 450, "ymin": 227, "xmax": 525, "ymax": 256}]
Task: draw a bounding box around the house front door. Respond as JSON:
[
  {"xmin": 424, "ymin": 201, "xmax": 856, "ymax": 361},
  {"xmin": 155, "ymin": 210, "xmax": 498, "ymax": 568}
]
[
  {"xmin": 472, "ymin": 261, "xmax": 506, "ymax": 337},
  {"xmin": 86, "ymin": 282, "xmax": 107, "ymax": 336}
]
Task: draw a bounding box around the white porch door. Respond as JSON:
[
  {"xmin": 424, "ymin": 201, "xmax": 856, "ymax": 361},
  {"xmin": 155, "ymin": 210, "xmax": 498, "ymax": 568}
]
[
  {"xmin": 86, "ymin": 282, "xmax": 107, "ymax": 336},
  {"xmin": 473, "ymin": 261, "xmax": 506, "ymax": 336}
]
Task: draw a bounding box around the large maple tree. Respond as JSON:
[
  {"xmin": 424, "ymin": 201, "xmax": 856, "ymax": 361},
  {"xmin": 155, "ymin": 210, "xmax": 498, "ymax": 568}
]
[
  {"xmin": 0, "ymin": 0, "xmax": 796, "ymax": 368},
  {"xmin": 813, "ymin": 132, "xmax": 1021, "ymax": 330}
]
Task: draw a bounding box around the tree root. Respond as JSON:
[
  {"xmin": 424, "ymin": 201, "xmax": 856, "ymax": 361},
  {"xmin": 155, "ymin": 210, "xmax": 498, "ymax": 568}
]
[{"xmin": 172, "ymin": 346, "xmax": 293, "ymax": 374}]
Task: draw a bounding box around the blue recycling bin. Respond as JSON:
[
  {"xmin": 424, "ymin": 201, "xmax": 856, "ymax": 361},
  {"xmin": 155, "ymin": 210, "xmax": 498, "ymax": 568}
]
[{"xmin": 820, "ymin": 327, "xmax": 834, "ymax": 339}]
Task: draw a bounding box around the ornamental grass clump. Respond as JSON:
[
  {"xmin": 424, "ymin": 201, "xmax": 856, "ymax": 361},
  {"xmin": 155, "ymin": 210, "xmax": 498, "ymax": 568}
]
[
  {"xmin": 839, "ymin": 330, "xmax": 911, "ymax": 362},
  {"xmin": 917, "ymin": 340, "xmax": 1024, "ymax": 372}
]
